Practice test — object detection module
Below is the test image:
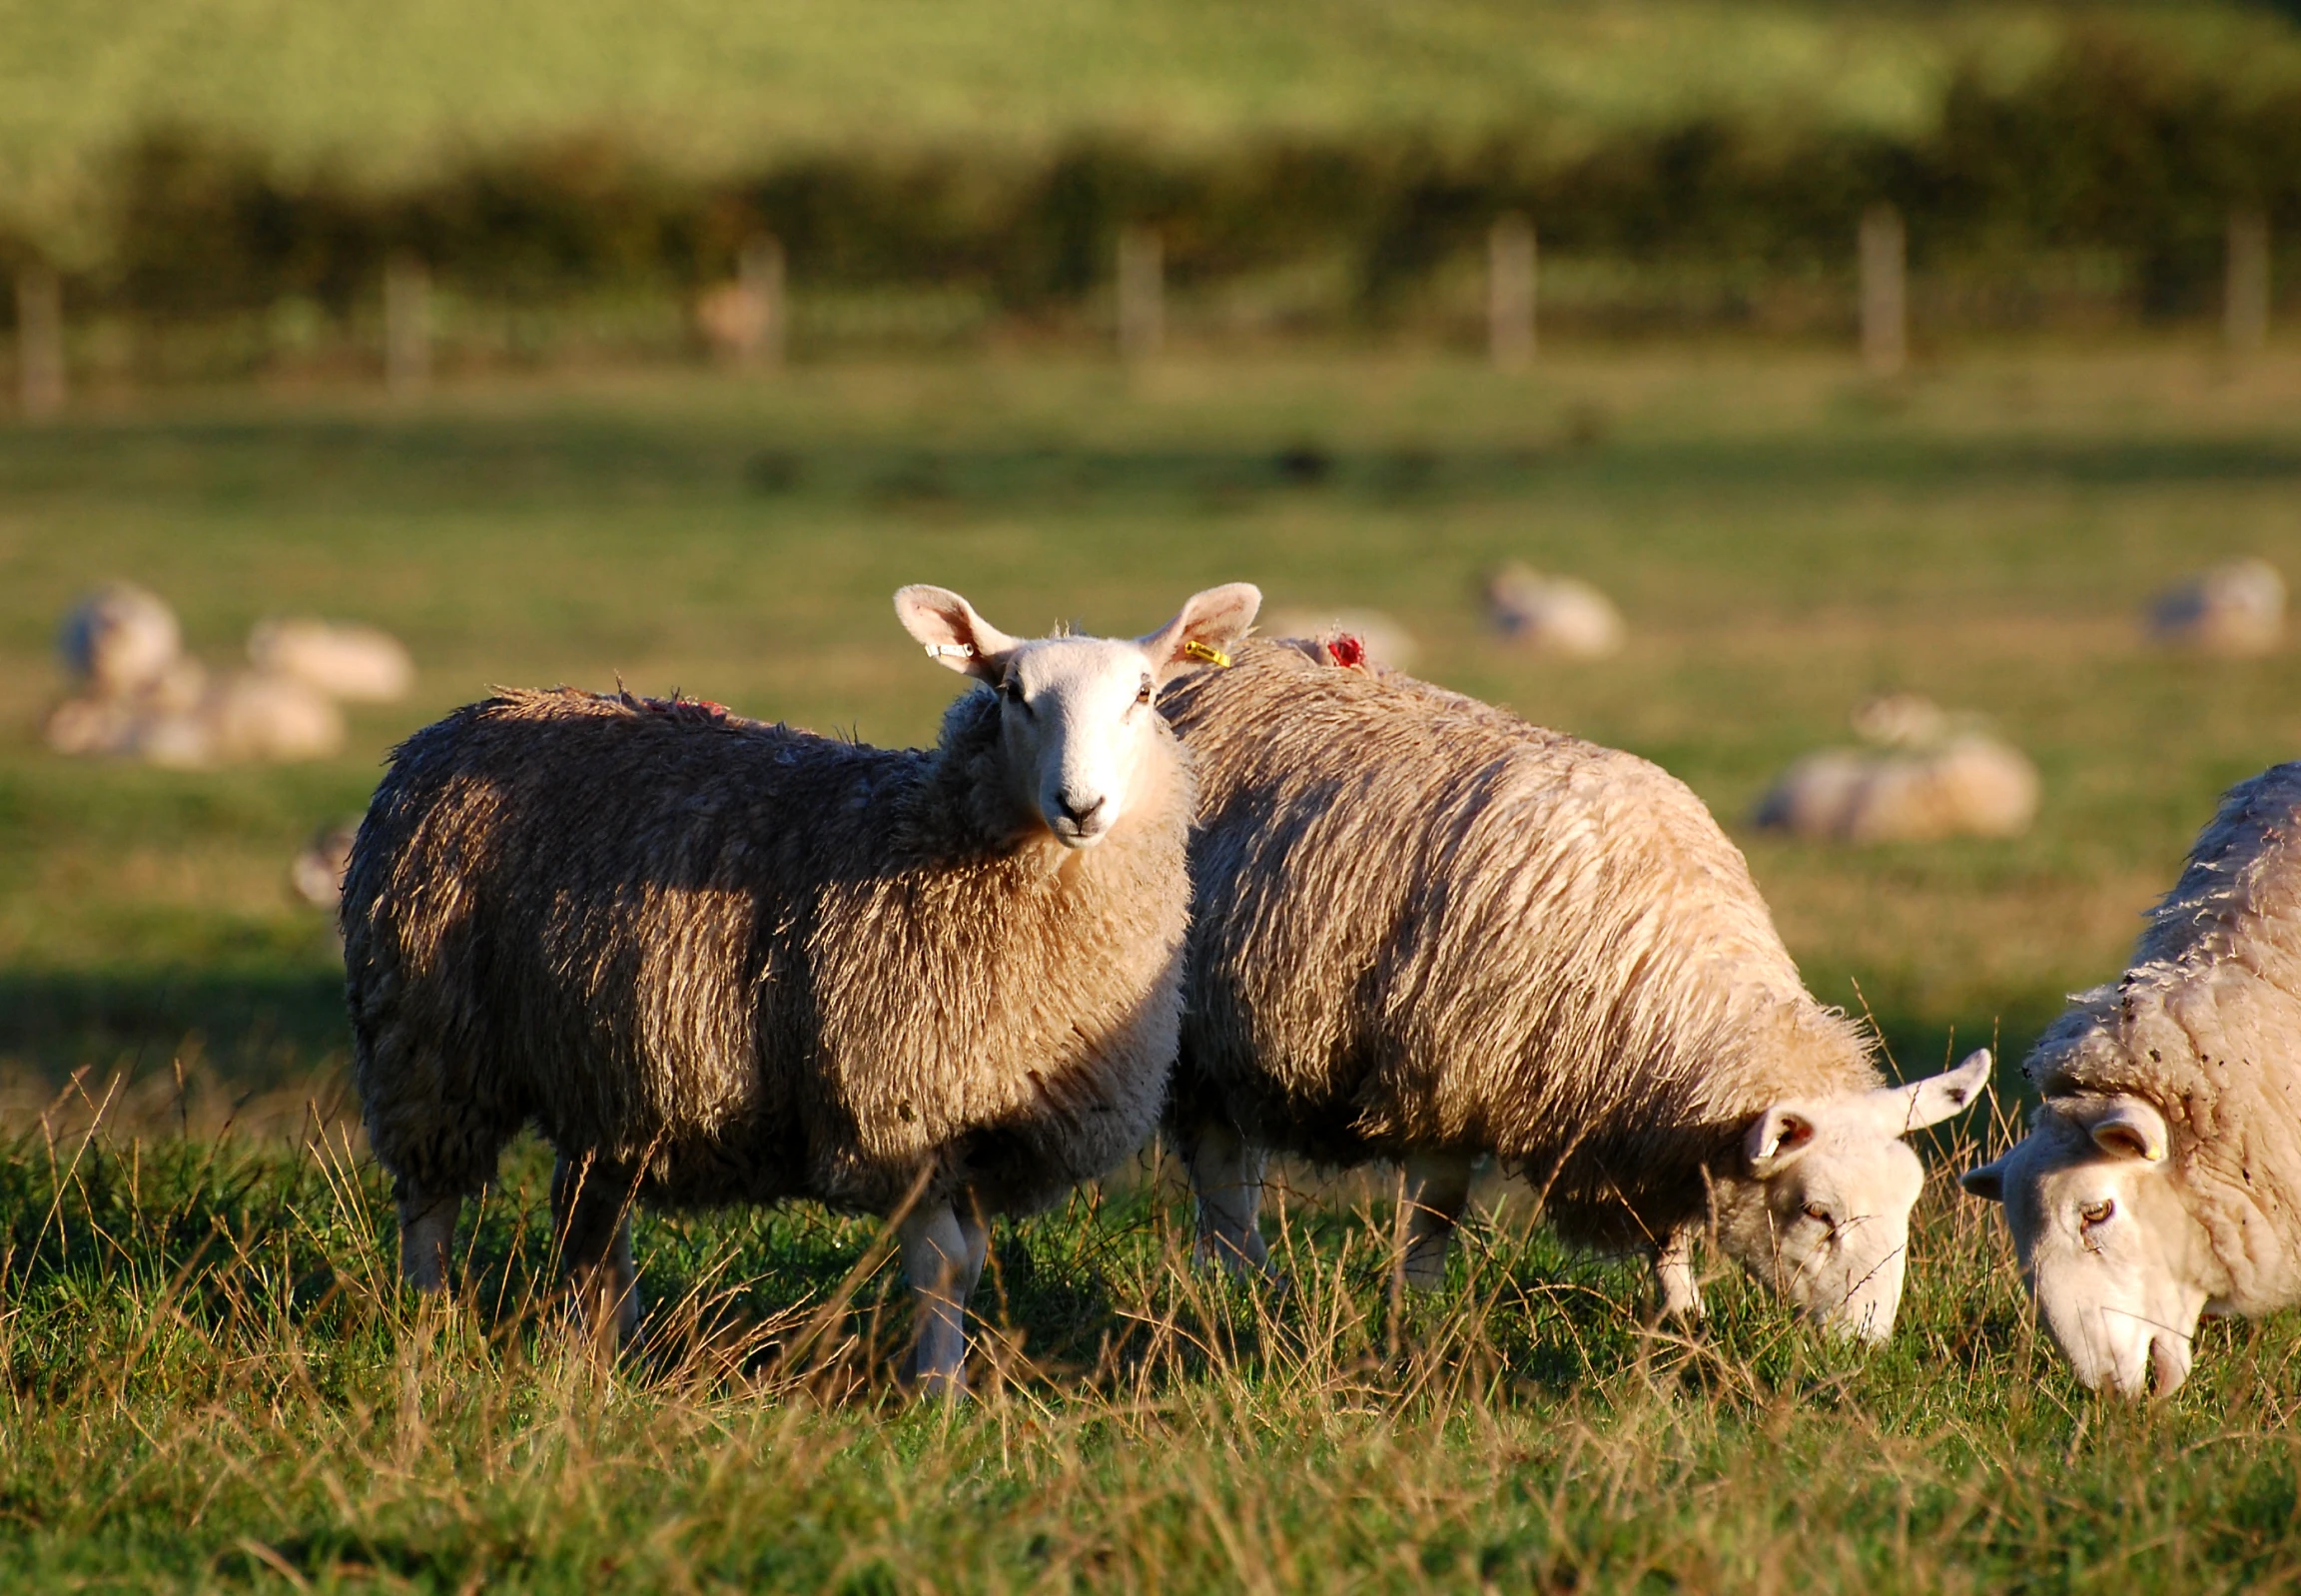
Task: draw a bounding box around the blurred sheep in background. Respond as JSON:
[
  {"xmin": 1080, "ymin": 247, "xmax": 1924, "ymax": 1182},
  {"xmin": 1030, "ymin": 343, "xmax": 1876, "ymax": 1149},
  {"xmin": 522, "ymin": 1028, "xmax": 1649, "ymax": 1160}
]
[
  {"xmin": 249, "ymin": 618, "xmax": 416, "ymax": 702},
  {"xmin": 1265, "ymin": 608, "xmax": 1417, "ymax": 671},
  {"xmin": 46, "ymin": 587, "xmax": 413, "ymax": 767},
  {"xmin": 1484, "ymin": 562, "xmax": 1625, "ymax": 658},
  {"xmin": 1754, "ymin": 693, "xmax": 2039, "ymax": 843},
  {"xmin": 2147, "ymin": 556, "xmax": 2285, "ymax": 656}
]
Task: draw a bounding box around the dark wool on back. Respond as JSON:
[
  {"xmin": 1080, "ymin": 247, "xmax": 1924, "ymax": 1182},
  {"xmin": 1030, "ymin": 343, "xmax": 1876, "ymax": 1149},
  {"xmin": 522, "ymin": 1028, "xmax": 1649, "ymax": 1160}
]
[
  {"xmin": 1159, "ymin": 640, "xmax": 1878, "ymax": 1249},
  {"xmin": 2026, "ymin": 761, "xmax": 2301, "ymax": 1313},
  {"xmin": 344, "ymin": 687, "xmax": 1190, "ymax": 1218}
]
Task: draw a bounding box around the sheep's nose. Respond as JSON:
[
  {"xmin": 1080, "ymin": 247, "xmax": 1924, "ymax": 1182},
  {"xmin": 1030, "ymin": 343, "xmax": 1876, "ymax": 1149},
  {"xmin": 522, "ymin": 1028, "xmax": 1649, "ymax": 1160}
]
[{"xmin": 1058, "ymin": 792, "xmax": 1106, "ymax": 828}]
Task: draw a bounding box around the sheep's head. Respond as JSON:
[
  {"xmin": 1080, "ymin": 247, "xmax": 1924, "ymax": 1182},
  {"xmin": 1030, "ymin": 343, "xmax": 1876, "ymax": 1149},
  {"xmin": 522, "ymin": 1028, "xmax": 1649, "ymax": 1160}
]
[
  {"xmin": 1714, "ymin": 1048, "xmax": 1992, "ymax": 1343},
  {"xmin": 1962, "ymin": 1096, "xmax": 2220, "ymax": 1398},
  {"xmin": 897, "ymin": 582, "xmax": 1261, "ymax": 848}
]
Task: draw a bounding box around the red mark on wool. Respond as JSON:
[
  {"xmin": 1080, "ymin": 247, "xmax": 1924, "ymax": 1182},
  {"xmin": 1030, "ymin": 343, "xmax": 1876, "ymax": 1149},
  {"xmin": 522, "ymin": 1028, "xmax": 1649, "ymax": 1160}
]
[{"xmin": 1325, "ymin": 634, "xmax": 1367, "ymax": 669}]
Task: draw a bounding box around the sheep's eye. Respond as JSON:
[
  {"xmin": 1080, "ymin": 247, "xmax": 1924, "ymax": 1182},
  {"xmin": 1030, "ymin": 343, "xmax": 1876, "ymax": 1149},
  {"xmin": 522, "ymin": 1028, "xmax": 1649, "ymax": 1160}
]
[
  {"xmin": 1136, "ymin": 674, "xmax": 1154, "ymax": 706},
  {"xmin": 1803, "ymin": 1202, "xmax": 1833, "ymax": 1226},
  {"xmin": 2079, "ymin": 1198, "xmax": 2115, "ymax": 1226},
  {"xmin": 1000, "ymin": 678, "xmax": 1029, "ymax": 709}
]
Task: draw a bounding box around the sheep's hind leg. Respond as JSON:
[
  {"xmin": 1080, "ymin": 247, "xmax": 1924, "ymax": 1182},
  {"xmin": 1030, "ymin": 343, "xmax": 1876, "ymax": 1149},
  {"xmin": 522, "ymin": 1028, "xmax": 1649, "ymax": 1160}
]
[
  {"xmin": 901, "ymin": 1197, "xmax": 987, "ymax": 1399},
  {"xmin": 397, "ymin": 1187, "xmax": 462, "ymax": 1293},
  {"xmin": 551, "ymin": 1153, "xmax": 642, "ymax": 1350},
  {"xmin": 1184, "ymin": 1119, "xmax": 1272, "ymax": 1278},
  {"xmin": 1399, "ymin": 1152, "xmax": 1475, "ymax": 1292},
  {"xmin": 1651, "ymin": 1223, "xmax": 1705, "ymax": 1324}
]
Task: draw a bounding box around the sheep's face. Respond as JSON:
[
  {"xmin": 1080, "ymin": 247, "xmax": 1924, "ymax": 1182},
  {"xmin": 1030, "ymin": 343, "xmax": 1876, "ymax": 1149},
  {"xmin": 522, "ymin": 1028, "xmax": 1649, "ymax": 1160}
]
[
  {"xmin": 895, "ymin": 581, "xmax": 1262, "ymax": 848},
  {"xmin": 1962, "ymin": 1098, "xmax": 2217, "ymax": 1398},
  {"xmin": 1718, "ymin": 1048, "xmax": 1991, "ymax": 1343}
]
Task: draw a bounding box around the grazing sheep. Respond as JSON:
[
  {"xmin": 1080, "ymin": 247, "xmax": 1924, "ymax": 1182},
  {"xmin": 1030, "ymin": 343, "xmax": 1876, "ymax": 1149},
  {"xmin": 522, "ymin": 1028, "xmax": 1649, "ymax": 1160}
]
[
  {"xmin": 344, "ymin": 582, "xmax": 1259, "ymax": 1393},
  {"xmin": 1484, "ymin": 562, "xmax": 1624, "ymax": 658},
  {"xmin": 1161, "ymin": 639, "xmax": 1989, "ymax": 1340},
  {"xmin": 1753, "ymin": 694, "xmax": 2038, "ymax": 843},
  {"xmin": 2148, "ymin": 557, "xmax": 2284, "ymax": 656},
  {"xmin": 250, "ymin": 617, "xmax": 415, "ymax": 702},
  {"xmin": 1263, "ymin": 609, "xmax": 1417, "ymax": 672},
  {"xmin": 1963, "ymin": 761, "xmax": 2301, "ymax": 1396}
]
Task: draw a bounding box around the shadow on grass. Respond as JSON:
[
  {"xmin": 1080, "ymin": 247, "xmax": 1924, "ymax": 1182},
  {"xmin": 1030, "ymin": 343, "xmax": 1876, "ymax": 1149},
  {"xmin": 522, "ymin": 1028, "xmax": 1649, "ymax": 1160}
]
[{"xmin": 0, "ymin": 967, "xmax": 352, "ymax": 1102}]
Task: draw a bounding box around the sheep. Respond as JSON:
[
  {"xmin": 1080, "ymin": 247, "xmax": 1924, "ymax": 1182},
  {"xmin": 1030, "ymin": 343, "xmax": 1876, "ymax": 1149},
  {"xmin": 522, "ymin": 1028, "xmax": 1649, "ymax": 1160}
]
[
  {"xmin": 1962, "ymin": 761, "xmax": 2301, "ymax": 1396},
  {"xmin": 47, "ymin": 585, "xmax": 348, "ymax": 766},
  {"xmin": 1159, "ymin": 638, "xmax": 1989, "ymax": 1340},
  {"xmin": 249, "ymin": 617, "xmax": 415, "ymax": 702},
  {"xmin": 343, "ymin": 581, "xmax": 1260, "ymax": 1393},
  {"xmin": 1752, "ymin": 694, "xmax": 2038, "ymax": 843},
  {"xmin": 1483, "ymin": 562, "xmax": 1624, "ymax": 658},
  {"xmin": 2148, "ymin": 556, "xmax": 2284, "ymax": 656}
]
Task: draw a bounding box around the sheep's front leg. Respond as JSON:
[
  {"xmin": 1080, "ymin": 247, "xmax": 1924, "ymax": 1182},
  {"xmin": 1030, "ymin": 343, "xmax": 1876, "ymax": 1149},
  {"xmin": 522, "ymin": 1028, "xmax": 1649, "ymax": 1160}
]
[
  {"xmin": 1184, "ymin": 1119, "xmax": 1271, "ymax": 1277},
  {"xmin": 551, "ymin": 1154, "xmax": 642, "ymax": 1348},
  {"xmin": 901, "ymin": 1197, "xmax": 987, "ymax": 1398},
  {"xmin": 1399, "ymin": 1152, "xmax": 1475, "ymax": 1292},
  {"xmin": 397, "ymin": 1187, "xmax": 462, "ymax": 1293},
  {"xmin": 1652, "ymin": 1222, "xmax": 1704, "ymax": 1323}
]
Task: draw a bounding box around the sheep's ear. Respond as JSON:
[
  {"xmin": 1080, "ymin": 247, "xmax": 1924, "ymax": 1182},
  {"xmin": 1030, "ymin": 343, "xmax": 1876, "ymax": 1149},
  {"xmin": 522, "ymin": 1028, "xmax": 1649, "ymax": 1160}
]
[
  {"xmin": 1960, "ymin": 1156, "xmax": 2009, "ymax": 1203},
  {"xmin": 1863, "ymin": 1049, "xmax": 1993, "ymax": 1138},
  {"xmin": 2060, "ymin": 1096, "xmax": 2170, "ymax": 1164},
  {"xmin": 1745, "ymin": 1106, "xmax": 1819, "ymax": 1179},
  {"xmin": 1141, "ymin": 583, "xmax": 1263, "ymax": 684},
  {"xmin": 895, "ymin": 585, "xmax": 1021, "ymax": 683}
]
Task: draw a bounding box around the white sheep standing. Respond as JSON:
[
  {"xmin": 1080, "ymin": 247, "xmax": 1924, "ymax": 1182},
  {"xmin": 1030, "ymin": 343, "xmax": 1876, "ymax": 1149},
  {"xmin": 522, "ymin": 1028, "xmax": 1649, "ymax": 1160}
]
[
  {"xmin": 2148, "ymin": 556, "xmax": 2285, "ymax": 656},
  {"xmin": 1753, "ymin": 694, "xmax": 2038, "ymax": 844},
  {"xmin": 1484, "ymin": 562, "xmax": 1624, "ymax": 658},
  {"xmin": 343, "ymin": 582, "xmax": 1259, "ymax": 1393},
  {"xmin": 1964, "ymin": 761, "xmax": 2301, "ymax": 1396},
  {"xmin": 1160, "ymin": 639, "xmax": 1988, "ymax": 1340}
]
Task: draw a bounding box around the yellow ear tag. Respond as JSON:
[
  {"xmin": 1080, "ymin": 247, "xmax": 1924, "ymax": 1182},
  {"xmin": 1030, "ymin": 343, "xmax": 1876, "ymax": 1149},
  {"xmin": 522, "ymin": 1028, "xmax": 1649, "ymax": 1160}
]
[{"xmin": 1181, "ymin": 640, "xmax": 1232, "ymax": 668}]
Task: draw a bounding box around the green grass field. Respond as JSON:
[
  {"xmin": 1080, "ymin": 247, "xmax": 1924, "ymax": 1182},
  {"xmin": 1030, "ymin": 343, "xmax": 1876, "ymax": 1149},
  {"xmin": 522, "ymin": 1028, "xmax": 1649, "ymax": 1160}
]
[
  {"xmin": 5, "ymin": 343, "xmax": 2301, "ymax": 1586},
  {"xmin": 7, "ymin": 1, "xmax": 2294, "ymax": 263}
]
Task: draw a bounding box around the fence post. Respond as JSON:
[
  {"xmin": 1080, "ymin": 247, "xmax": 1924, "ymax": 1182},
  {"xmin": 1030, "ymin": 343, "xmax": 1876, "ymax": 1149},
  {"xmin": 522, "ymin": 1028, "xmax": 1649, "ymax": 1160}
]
[
  {"xmin": 1488, "ymin": 214, "xmax": 1536, "ymax": 370},
  {"xmin": 384, "ymin": 254, "xmax": 431, "ymax": 396},
  {"xmin": 15, "ymin": 264, "xmax": 65, "ymax": 417},
  {"xmin": 2226, "ymin": 210, "xmax": 2270, "ymax": 358},
  {"xmin": 1860, "ymin": 204, "xmax": 1907, "ymax": 378},
  {"xmin": 1118, "ymin": 226, "xmax": 1162, "ymax": 363},
  {"xmin": 741, "ymin": 235, "xmax": 787, "ymax": 369}
]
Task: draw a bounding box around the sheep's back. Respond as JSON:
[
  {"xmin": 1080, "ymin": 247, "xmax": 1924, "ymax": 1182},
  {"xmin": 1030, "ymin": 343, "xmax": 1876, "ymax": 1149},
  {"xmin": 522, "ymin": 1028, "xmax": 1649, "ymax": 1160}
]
[{"xmin": 1161, "ymin": 642, "xmax": 1873, "ymax": 1242}]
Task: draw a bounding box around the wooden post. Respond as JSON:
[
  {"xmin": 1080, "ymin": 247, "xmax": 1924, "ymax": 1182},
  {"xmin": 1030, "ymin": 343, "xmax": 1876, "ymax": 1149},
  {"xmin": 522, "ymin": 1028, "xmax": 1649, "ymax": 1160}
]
[
  {"xmin": 1488, "ymin": 213, "xmax": 1536, "ymax": 370},
  {"xmin": 1860, "ymin": 204, "xmax": 1907, "ymax": 378},
  {"xmin": 384, "ymin": 254, "xmax": 431, "ymax": 396},
  {"xmin": 15, "ymin": 264, "xmax": 65, "ymax": 417},
  {"xmin": 1117, "ymin": 226, "xmax": 1162, "ymax": 363},
  {"xmin": 2227, "ymin": 209, "xmax": 2270, "ymax": 358},
  {"xmin": 740, "ymin": 235, "xmax": 787, "ymax": 368}
]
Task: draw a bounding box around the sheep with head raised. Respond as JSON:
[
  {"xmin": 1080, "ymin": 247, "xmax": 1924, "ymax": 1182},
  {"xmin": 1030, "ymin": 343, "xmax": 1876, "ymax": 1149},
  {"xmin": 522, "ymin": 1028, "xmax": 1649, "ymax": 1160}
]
[
  {"xmin": 1484, "ymin": 562, "xmax": 1624, "ymax": 659},
  {"xmin": 1963, "ymin": 761, "xmax": 2301, "ymax": 1396},
  {"xmin": 344, "ymin": 581, "xmax": 1259, "ymax": 1393},
  {"xmin": 1160, "ymin": 639, "xmax": 1988, "ymax": 1341},
  {"xmin": 2148, "ymin": 557, "xmax": 2284, "ymax": 656}
]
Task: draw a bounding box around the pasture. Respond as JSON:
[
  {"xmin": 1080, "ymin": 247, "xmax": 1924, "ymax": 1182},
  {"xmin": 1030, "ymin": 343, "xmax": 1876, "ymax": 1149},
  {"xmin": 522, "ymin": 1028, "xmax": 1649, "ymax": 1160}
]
[{"xmin": 4, "ymin": 342, "xmax": 2301, "ymax": 1587}]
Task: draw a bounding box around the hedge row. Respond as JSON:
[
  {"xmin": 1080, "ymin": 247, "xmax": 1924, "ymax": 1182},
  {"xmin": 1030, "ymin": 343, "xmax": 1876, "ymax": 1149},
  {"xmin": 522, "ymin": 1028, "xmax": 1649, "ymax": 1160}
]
[{"xmin": 28, "ymin": 30, "xmax": 2301, "ymax": 329}]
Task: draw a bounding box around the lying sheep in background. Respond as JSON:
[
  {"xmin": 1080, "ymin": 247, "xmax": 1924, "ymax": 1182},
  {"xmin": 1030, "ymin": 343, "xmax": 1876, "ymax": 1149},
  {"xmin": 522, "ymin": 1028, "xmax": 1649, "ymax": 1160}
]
[
  {"xmin": 345, "ymin": 581, "xmax": 1260, "ymax": 1394},
  {"xmin": 2148, "ymin": 556, "xmax": 2284, "ymax": 656},
  {"xmin": 1964, "ymin": 762, "xmax": 2301, "ymax": 1397},
  {"xmin": 1484, "ymin": 562, "xmax": 1624, "ymax": 658},
  {"xmin": 46, "ymin": 587, "xmax": 420, "ymax": 766},
  {"xmin": 1753, "ymin": 694, "xmax": 2038, "ymax": 843},
  {"xmin": 250, "ymin": 617, "xmax": 415, "ymax": 702},
  {"xmin": 1264, "ymin": 608, "xmax": 1416, "ymax": 671},
  {"xmin": 1160, "ymin": 637, "xmax": 1988, "ymax": 1341}
]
